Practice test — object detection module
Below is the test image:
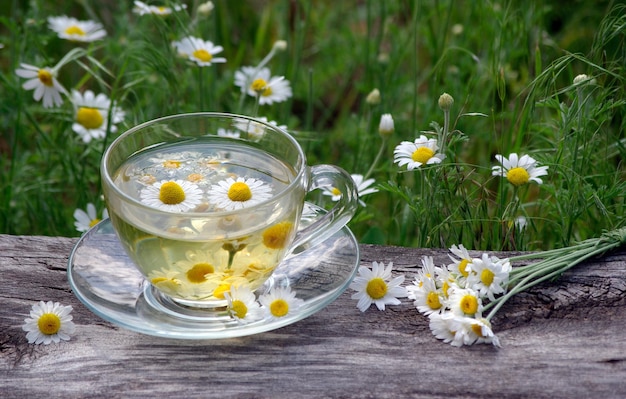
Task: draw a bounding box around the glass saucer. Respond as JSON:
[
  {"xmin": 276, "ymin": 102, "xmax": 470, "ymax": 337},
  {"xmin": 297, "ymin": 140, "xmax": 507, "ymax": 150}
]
[{"xmin": 67, "ymin": 203, "xmax": 359, "ymax": 339}]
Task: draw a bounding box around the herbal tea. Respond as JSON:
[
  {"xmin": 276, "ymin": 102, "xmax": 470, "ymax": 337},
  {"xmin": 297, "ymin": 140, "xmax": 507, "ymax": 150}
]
[{"xmin": 107, "ymin": 138, "xmax": 300, "ymax": 303}]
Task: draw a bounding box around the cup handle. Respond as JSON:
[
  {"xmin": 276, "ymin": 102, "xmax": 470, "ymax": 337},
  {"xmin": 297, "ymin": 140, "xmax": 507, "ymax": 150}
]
[{"xmin": 289, "ymin": 164, "xmax": 358, "ymax": 254}]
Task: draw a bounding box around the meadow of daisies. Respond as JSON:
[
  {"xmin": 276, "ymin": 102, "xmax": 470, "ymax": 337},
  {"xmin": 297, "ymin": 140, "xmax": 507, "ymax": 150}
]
[{"xmin": 1, "ymin": 1, "xmax": 625, "ymax": 252}]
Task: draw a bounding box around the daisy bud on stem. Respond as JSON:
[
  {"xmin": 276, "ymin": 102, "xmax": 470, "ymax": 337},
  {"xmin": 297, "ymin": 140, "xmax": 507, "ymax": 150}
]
[{"xmin": 366, "ymin": 88, "xmax": 381, "ymax": 105}]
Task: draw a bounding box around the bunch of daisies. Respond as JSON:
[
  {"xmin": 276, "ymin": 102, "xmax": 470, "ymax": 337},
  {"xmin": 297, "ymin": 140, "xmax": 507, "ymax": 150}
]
[{"xmin": 405, "ymin": 246, "xmax": 510, "ymax": 348}]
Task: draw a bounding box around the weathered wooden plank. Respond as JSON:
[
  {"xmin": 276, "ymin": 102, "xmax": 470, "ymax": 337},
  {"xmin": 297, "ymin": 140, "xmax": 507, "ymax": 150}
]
[{"xmin": 1, "ymin": 234, "xmax": 626, "ymax": 399}]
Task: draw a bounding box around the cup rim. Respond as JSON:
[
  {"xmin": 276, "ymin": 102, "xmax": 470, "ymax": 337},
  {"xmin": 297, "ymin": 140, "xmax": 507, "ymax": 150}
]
[{"xmin": 101, "ymin": 111, "xmax": 307, "ymax": 216}]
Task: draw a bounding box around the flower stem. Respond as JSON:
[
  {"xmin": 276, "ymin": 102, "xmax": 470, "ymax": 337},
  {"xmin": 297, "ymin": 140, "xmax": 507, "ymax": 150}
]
[{"xmin": 484, "ymin": 227, "xmax": 626, "ymax": 320}]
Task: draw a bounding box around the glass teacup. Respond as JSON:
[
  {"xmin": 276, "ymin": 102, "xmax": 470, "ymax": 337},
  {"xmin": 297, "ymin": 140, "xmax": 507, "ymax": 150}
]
[{"xmin": 101, "ymin": 112, "xmax": 358, "ymax": 309}]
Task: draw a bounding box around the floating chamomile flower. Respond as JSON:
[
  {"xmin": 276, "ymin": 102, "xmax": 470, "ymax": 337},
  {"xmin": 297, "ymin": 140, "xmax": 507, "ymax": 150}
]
[
  {"xmin": 234, "ymin": 66, "xmax": 293, "ymax": 105},
  {"xmin": 491, "ymin": 153, "xmax": 549, "ymax": 187},
  {"xmin": 73, "ymin": 203, "xmax": 108, "ymax": 233},
  {"xmin": 22, "ymin": 301, "xmax": 76, "ymax": 345},
  {"xmin": 15, "ymin": 63, "xmax": 68, "ymax": 108},
  {"xmin": 172, "ymin": 250, "xmax": 224, "ymax": 299},
  {"xmin": 133, "ymin": 0, "xmax": 187, "ymax": 15},
  {"xmin": 172, "ymin": 36, "xmax": 226, "ymax": 67},
  {"xmin": 262, "ymin": 221, "xmax": 294, "ymax": 250},
  {"xmin": 323, "ymin": 174, "xmax": 378, "ymax": 207},
  {"xmin": 259, "ymin": 286, "xmax": 304, "ymax": 320},
  {"xmin": 208, "ymin": 177, "xmax": 273, "ymax": 211},
  {"xmin": 140, "ymin": 179, "xmax": 203, "ymax": 212},
  {"xmin": 350, "ymin": 261, "xmax": 407, "ymax": 312},
  {"xmin": 71, "ymin": 90, "xmax": 125, "ymax": 143},
  {"xmin": 393, "ymin": 135, "xmax": 445, "ymax": 170},
  {"xmin": 224, "ymin": 285, "xmax": 263, "ymax": 323},
  {"xmin": 47, "ymin": 16, "xmax": 106, "ymax": 42}
]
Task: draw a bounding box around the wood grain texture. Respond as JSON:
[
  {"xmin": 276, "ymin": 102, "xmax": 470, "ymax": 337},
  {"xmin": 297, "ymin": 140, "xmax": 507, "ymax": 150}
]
[{"xmin": 1, "ymin": 234, "xmax": 626, "ymax": 399}]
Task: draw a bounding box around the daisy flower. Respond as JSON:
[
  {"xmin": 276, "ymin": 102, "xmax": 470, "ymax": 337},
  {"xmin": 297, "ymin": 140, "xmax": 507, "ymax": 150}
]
[
  {"xmin": 234, "ymin": 66, "xmax": 292, "ymax": 105},
  {"xmin": 393, "ymin": 135, "xmax": 445, "ymax": 170},
  {"xmin": 407, "ymin": 275, "xmax": 445, "ymax": 316},
  {"xmin": 171, "ymin": 251, "xmax": 224, "ymax": 299},
  {"xmin": 447, "ymin": 244, "xmax": 473, "ymax": 284},
  {"xmin": 491, "ymin": 153, "xmax": 549, "ymax": 187},
  {"xmin": 207, "ymin": 177, "xmax": 273, "ymax": 211},
  {"xmin": 465, "ymin": 253, "xmax": 511, "ymax": 302},
  {"xmin": 429, "ymin": 312, "xmax": 499, "ymax": 347},
  {"xmin": 350, "ymin": 261, "xmax": 407, "ymax": 312},
  {"xmin": 47, "ymin": 16, "xmax": 106, "ymax": 42},
  {"xmin": 140, "ymin": 179, "xmax": 203, "ymax": 212},
  {"xmin": 74, "ymin": 203, "xmax": 109, "ymax": 233},
  {"xmin": 465, "ymin": 316, "xmax": 501, "ymax": 347},
  {"xmin": 232, "ymin": 116, "xmax": 288, "ymax": 140},
  {"xmin": 323, "ymin": 174, "xmax": 378, "ymax": 206},
  {"xmin": 224, "ymin": 285, "xmax": 263, "ymax": 323},
  {"xmin": 133, "ymin": 1, "xmax": 187, "ymax": 16},
  {"xmin": 22, "ymin": 301, "xmax": 76, "ymax": 345},
  {"xmin": 172, "ymin": 36, "xmax": 226, "ymax": 67},
  {"xmin": 448, "ymin": 287, "xmax": 483, "ymax": 317},
  {"xmin": 259, "ymin": 286, "xmax": 304, "ymax": 320},
  {"xmin": 428, "ymin": 311, "xmax": 464, "ymax": 347},
  {"xmin": 15, "ymin": 63, "xmax": 68, "ymax": 108},
  {"xmin": 262, "ymin": 221, "xmax": 294, "ymax": 250},
  {"xmin": 71, "ymin": 90, "xmax": 125, "ymax": 143},
  {"xmin": 217, "ymin": 128, "xmax": 240, "ymax": 138}
]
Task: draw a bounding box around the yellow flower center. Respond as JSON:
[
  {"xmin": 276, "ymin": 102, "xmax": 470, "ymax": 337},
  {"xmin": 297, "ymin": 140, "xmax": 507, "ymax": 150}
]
[
  {"xmin": 76, "ymin": 107, "xmax": 104, "ymax": 129},
  {"xmin": 88, "ymin": 218, "xmax": 101, "ymax": 228},
  {"xmin": 163, "ymin": 160, "xmax": 181, "ymax": 168},
  {"xmin": 458, "ymin": 259, "xmax": 470, "ymax": 277},
  {"xmin": 366, "ymin": 277, "xmax": 388, "ymax": 299},
  {"xmin": 37, "ymin": 313, "xmax": 61, "ymax": 335},
  {"xmin": 481, "ymin": 269, "xmax": 495, "ymax": 286},
  {"xmin": 231, "ymin": 299, "xmax": 248, "ymax": 319},
  {"xmin": 228, "ymin": 182, "xmax": 252, "ymax": 202},
  {"xmin": 426, "ymin": 291, "xmax": 442, "ymax": 310},
  {"xmin": 411, "ymin": 147, "xmax": 435, "ymax": 164},
  {"xmin": 262, "ymin": 221, "xmax": 293, "ymax": 249},
  {"xmin": 213, "ymin": 284, "xmax": 230, "ymax": 299},
  {"xmin": 460, "ymin": 294, "xmax": 479, "ymax": 315},
  {"xmin": 506, "ymin": 167, "xmax": 530, "ymax": 186},
  {"xmin": 442, "ymin": 281, "xmax": 450, "ymax": 297},
  {"xmin": 186, "ymin": 262, "xmax": 215, "ymax": 283},
  {"xmin": 65, "ymin": 25, "xmax": 86, "ymax": 36},
  {"xmin": 37, "ymin": 69, "xmax": 54, "ymax": 87},
  {"xmin": 471, "ymin": 323, "xmax": 485, "ymax": 337},
  {"xmin": 270, "ymin": 299, "xmax": 289, "ymax": 317},
  {"xmin": 331, "ymin": 187, "xmax": 341, "ymax": 196},
  {"xmin": 159, "ymin": 181, "xmax": 186, "ymax": 205},
  {"xmin": 251, "ymin": 78, "xmax": 272, "ymax": 96},
  {"xmin": 192, "ymin": 49, "xmax": 213, "ymax": 62},
  {"xmin": 188, "ymin": 173, "xmax": 203, "ymax": 182}
]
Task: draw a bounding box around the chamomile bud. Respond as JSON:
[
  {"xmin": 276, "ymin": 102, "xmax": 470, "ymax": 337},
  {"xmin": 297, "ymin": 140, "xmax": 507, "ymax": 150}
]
[
  {"xmin": 378, "ymin": 113, "xmax": 394, "ymax": 137},
  {"xmin": 198, "ymin": 1, "xmax": 215, "ymax": 16},
  {"xmin": 366, "ymin": 88, "xmax": 381, "ymax": 105},
  {"xmin": 273, "ymin": 40, "xmax": 288, "ymax": 52},
  {"xmin": 438, "ymin": 93, "xmax": 454, "ymax": 111}
]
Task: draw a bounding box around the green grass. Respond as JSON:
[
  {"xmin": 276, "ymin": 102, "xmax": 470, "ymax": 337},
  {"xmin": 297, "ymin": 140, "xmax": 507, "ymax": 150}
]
[{"xmin": 1, "ymin": 0, "xmax": 624, "ymax": 251}]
